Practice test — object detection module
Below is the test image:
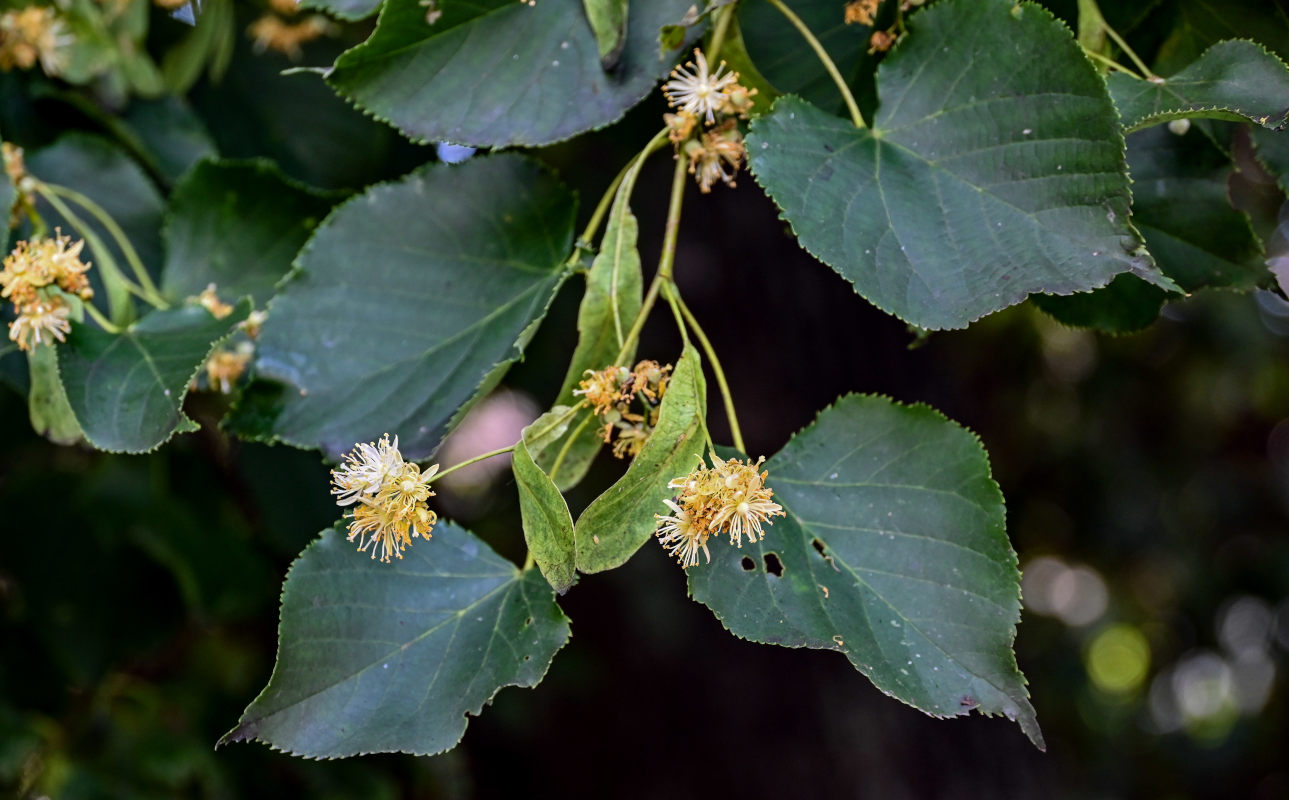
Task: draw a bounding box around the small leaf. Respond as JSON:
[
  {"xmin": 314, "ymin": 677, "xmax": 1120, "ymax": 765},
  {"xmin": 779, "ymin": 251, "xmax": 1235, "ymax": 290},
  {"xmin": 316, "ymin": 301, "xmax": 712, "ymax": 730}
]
[
  {"xmin": 747, "ymin": 0, "xmax": 1173, "ymax": 331},
  {"xmin": 689, "ymin": 394, "xmax": 1044, "ymax": 749},
  {"xmin": 1031, "ymin": 274, "xmax": 1167, "ymax": 334},
  {"xmin": 584, "ymin": 0, "xmax": 629, "ymax": 70},
  {"xmin": 57, "ymin": 301, "xmax": 250, "ymax": 453},
  {"xmin": 26, "ymin": 344, "xmax": 84, "ymax": 446},
  {"xmin": 160, "ymin": 159, "xmax": 341, "ymax": 307},
  {"xmin": 301, "ymin": 0, "xmax": 383, "ymax": 21},
  {"xmin": 514, "ymin": 437, "xmax": 577, "ymax": 593},
  {"xmin": 325, "ymin": 0, "xmax": 696, "ymax": 147},
  {"xmin": 220, "ymin": 522, "xmax": 570, "ymax": 758},
  {"xmin": 574, "ymin": 345, "xmax": 706, "ymax": 574},
  {"xmin": 229, "ymin": 154, "xmax": 574, "ymax": 460},
  {"xmin": 1109, "ymin": 40, "xmax": 1289, "ymax": 133}
]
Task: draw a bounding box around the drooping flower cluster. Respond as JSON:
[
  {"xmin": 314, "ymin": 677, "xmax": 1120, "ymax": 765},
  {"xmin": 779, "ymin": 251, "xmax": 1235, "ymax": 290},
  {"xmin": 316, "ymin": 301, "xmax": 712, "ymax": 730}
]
[
  {"xmin": 574, "ymin": 360, "xmax": 672, "ymax": 459},
  {"xmin": 662, "ymin": 48, "xmax": 756, "ymax": 193},
  {"xmin": 331, "ymin": 434, "xmax": 440, "ymax": 563},
  {"xmin": 247, "ymin": 0, "xmax": 335, "ymax": 60},
  {"xmin": 655, "ymin": 454, "xmax": 785, "ymax": 568},
  {"xmin": 1, "ymin": 231, "xmax": 93, "ymax": 351},
  {"xmin": 0, "ymin": 6, "xmax": 71, "ymax": 76}
]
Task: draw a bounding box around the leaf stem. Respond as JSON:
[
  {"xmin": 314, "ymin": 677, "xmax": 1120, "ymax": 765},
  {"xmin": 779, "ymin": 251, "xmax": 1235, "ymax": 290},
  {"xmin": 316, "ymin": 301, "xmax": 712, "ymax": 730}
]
[
  {"xmin": 1101, "ymin": 22, "xmax": 1155, "ymax": 79},
  {"xmin": 45, "ymin": 183, "xmax": 168, "ymax": 307},
  {"xmin": 668, "ymin": 286, "xmax": 745, "ymax": 453},
  {"xmin": 614, "ymin": 153, "xmax": 689, "ymax": 366},
  {"xmin": 549, "ymin": 413, "xmax": 595, "ymax": 485},
  {"xmin": 707, "ymin": 2, "xmax": 736, "ymax": 62},
  {"xmin": 764, "ymin": 0, "xmax": 865, "ymax": 128},
  {"xmin": 1082, "ymin": 47, "xmax": 1144, "ymax": 79},
  {"xmin": 572, "ymin": 127, "xmax": 671, "ymax": 266},
  {"xmin": 81, "ymin": 301, "xmax": 121, "ymax": 333},
  {"xmin": 522, "ymin": 550, "xmax": 535, "ymax": 571},
  {"xmin": 428, "ymin": 445, "xmax": 516, "ymax": 484},
  {"xmin": 660, "ymin": 282, "xmax": 690, "ymax": 349}
]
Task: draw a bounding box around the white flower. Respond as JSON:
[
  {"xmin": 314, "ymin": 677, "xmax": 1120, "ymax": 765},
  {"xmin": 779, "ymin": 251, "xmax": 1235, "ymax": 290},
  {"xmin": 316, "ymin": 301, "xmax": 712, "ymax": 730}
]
[{"xmin": 662, "ymin": 49, "xmax": 740, "ymax": 124}]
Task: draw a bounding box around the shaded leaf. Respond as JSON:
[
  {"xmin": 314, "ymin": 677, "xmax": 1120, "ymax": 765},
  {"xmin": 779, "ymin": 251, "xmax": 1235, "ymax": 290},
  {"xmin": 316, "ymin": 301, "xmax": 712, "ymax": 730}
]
[
  {"xmin": 1109, "ymin": 40, "xmax": 1289, "ymax": 133},
  {"xmin": 1154, "ymin": 0, "xmax": 1289, "ymax": 76},
  {"xmin": 689, "ymin": 394, "xmax": 1044, "ymax": 749},
  {"xmin": 325, "ymin": 0, "xmax": 695, "ymax": 147},
  {"xmin": 26, "ymin": 344, "xmax": 83, "ymax": 446},
  {"xmin": 514, "ymin": 437, "xmax": 576, "ymax": 593},
  {"xmin": 574, "ymin": 346, "xmax": 706, "ymax": 573},
  {"xmin": 220, "ymin": 522, "xmax": 570, "ymax": 758},
  {"xmin": 717, "ymin": 14, "xmax": 781, "ymax": 116},
  {"xmin": 57, "ymin": 301, "xmax": 250, "ymax": 453},
  {"xmin": 584, "ymin": 0, "xmax": 629, "ymax": 70},
  {"xmin": 160, "ymin": 160, "xmax": 340, "ymax": 307},
  {"xmin": 119, "ymin": 95, "xmax": 218, "ymax": 186},
  {"xmin": 1031, "ymin": 274, "xmax": 1167, "ymax": 334},
  {"xmin": 230, "ymin": 155, "xmax": 574, "ymax": 460},
  {"xmin": 1251, "ymin": 126, "xmax": 1289, "ymax": 194},
  {"xmin": 747, "ymin": 0, "xmax": 1173, "ymax": 331}
]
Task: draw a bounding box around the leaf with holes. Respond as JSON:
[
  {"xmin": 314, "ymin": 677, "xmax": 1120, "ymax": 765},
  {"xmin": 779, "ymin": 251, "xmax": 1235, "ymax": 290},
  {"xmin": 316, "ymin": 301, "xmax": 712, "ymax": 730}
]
[
  {"xmin": 227, "ymin": 154, "xmax": 574, "ymax": 460},
  {"xmin": 688, "ymin": 394, "xmax": 1043, "ymax": 749},
  {"xmin": 1108, "ymin": 40, "xmax": 1289, "ymax": 133},
  {"xmin": 326, "ymin": 0, "xmax": 695, "ymax": 147},
  {"xmin": 220, "ymin": 521, "xmax": 570, "ymax": 758},
  {"xmin": 57, "ymin": 301, "xmax": 250, "ymax": 453},
  {"xmin": 161, "ymin": 160, "xmax": 340, "ymax": 307},
  {"xmin": 574, "ymin": 346, "xmax": 706, "ymax": 573},
  {"xmin": 747, "ymin": 0, "xmax": 1175, "ymax": 331}
]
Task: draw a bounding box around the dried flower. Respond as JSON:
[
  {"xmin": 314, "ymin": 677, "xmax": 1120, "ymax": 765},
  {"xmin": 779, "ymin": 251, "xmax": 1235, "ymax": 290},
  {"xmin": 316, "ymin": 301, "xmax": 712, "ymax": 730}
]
[
  {"xmin": 844, "ymin": 0, "xmax": 880, "ymax": 26},
  {"xmin": 663, "ymin": 49, "xmax": 741, "ymax": 125},
  {"xmin": 664, "ymin": 110, "xmax": 698, "ymax": 144},
  {"xmin": 869, "ymin": 29, "xmax": 895, "ymax": 54},
  {"xmin": 655, "ymin": 454, "xmax": 785, "ymax": 568},
  {"xmin": 204, "ymin": 342, "xmax": 253, "ymax": 393},
  {"xmin": 194, "ymin": 283, "xmax": 234, "ymax": 319},
  {"xmin": 2, "ymin": 142, "xmax": 24, "ymax": 187},
  {"xmin": 685, "ymin": 121, "xmax": 746, "ymax": 193},
  {"xmin": 331, "ymin": 434, "xmax": 440, "ymax": 562},
  {"xmin": 718, "ymin": 83, "xmax": 757, "ymax": 119},
  {"xmin": 9, "ymin": 296, "xmax": 71, "ymax": 351},
  {"xmin": 240, "ymin": 309, "xmax": 268, "ymax": 338},
  {"xmin": 574, "ymin": 365, "xmax": 630, "ymax": 416},
  {"xmin": 247, "ymin": 14, "xmax": 331, "ymax": 59},
  {"xmin": 0, "ymin": 6, "xmax": 71, "ymax": 75},
  {"xmin": 1, "ymin": 232, "xmax": 93, "ymax": 307}
]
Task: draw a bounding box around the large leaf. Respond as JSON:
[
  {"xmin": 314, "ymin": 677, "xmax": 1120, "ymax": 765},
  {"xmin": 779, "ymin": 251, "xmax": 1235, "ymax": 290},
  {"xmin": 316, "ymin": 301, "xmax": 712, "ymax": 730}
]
[
  {"xmin": 1108, "ymin": 40, "xmax": 1289, "ymax": 133},
  {"xmin": 747, "ymin": 0, "xmax": 1174, "ymax": 331},
  {"xmin": 689, "ymin": 395, "xmax": 1043, "ymax": 749},
  {"xmin": 220, "ymin": 522, "xmax": 570, "ymax": 758},
  {"xmin": 231, "ymin": 154, "xmax": 574, "ymax": 460},
  {"xmin": 574, "ymin": 345, "xmax": 706, "ymax": 573},
  {"xmin": 119, "ymin": 95, "xmax": 219, "ymax": 187},
  {"xmin": 538, "ymin": 190, "xmax": 643, "ymax": 490},
  {"xmin": 325, "ymin": 0, "xmax": 695, "ymax": 147},
  {"xmin": 160, "ymin": 160, "xmax": 340, "ymax": 307},
  {"xmin": 57, "ymin": 301, "xmax": 250, "ymax": 453},
  {"xmin": 584, "ymin": 0, "xmax": 629, "ymax": 69},
  {"xmin": 513, "ymin": 437, "xmax": 577, "ymax": 594}
]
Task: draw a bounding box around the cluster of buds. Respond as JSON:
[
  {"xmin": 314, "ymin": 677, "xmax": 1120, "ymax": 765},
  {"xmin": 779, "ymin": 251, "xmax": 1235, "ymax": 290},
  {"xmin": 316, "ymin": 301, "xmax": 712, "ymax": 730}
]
[
  {"xmin": 331, "ymin": 434, "xmax": 440, "ymax": 563},
  {"xmin": 1, "ymin": 230, "xmax": 93, "ymax": 351},
  {"xmin": 0, "ymin": 6, "xmax": 70, "ymax": 76},
  {"xmin": 844, "ymin": 0, "xmax": 907, "ymax": 54},
  {"xmin": 662, "ymin": 49, "xmax": 756, "ymax": 193},
  {"xmin": 573, "ymin": 360, "xmax": 672, "ymax": 459},
  {"xmin": 655, "ymin": 454, "xmax": 785, "ymax": 568},
  {"xmin": 248, "ymin": 0, "xmax": 335, "ymax": 60}
]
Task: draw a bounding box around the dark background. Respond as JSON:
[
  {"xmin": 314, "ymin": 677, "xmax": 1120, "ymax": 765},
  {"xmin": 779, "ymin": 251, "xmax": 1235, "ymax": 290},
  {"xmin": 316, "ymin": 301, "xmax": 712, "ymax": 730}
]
[{"xmin": 3, "ymin": 2, "xmax": 1288, "ymax": 797}]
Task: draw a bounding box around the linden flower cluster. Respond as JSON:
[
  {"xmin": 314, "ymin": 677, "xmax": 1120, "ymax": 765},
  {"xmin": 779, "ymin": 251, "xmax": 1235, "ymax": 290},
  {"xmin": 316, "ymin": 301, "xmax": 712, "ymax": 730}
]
[
  {"xmin": 655, "ymin": 454, "xmax": 785, "ymax": 568},
  {"xmin": 574, "ymin": 360, "xmax": 672, "ymax": 459},
  {"xmin": 331, "ymin": 434, "xmax": 440, "ymax": 563},
  {"xmin": 1, "ymin": 231, "xmax": 93, "ymax": 351},
  {"xmin": 0, "ymin": 6, "xmax": 71, "ymax": 76},
  {"xmin": 662, "ymin": 48, "xmax": 756, "ymax": 193},
  {"xmin": 247, "ymin": 0, "xmax": 335, "ymax": 60}
]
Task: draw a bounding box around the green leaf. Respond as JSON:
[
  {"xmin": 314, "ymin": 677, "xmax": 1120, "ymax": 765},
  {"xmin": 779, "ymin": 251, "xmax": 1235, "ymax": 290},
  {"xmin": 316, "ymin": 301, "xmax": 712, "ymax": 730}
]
[
  {"xmin": 747, "ymin": 0, "xmax": 1173, "ymax": 331},
  {"xmin": 1251, "ymin": 126, "xmax": 1289, "ymax": 194},
  {"xmin": 26, "ymin": 344, "xmax": 84, "ymax": 446},
  {"xmin": 1154, "ymin": 0, "xmax": 1289, "ymax": 76},
  {"xmin": 230, "ymin": 154, "xmax": 574, "ymax": 460},
  {"xmin": 162, "ymin": 0, "xmax": 236, "ymax": 94},
  {"xmin": 1031, "ymin": 274, "xmax": 1167, "ymax": 334},
  {"xmin": 1109, "ymin": 40, "xmax": 1289, "ymax": 133},
  {"xmin": 160, "ymin": 160, "xmax": 340, "ymax": 307},
  {"xmin": 584, "ymin": 0, "xmax": 629, "ymax": 70},
  {"xmin": 574, "ymin": 345, "xmax": 706, "ymax": 574},
  {"xmin": 57, "ymin": 301, "xmax": 250, "ymax": 453},
  {"xmin": 539, "ymin": 190, "xmax": 642, "ymax": 491},
  {"xmin": 302, "ymin": 0, "xmax": 382, "ymax": 21},
  {"xmin": 1076, "ymin": 0, "xmax": 1108, "ymax": 53},
  {"xmin": 325, "ymin": 0, "xmax": 696, "ymax": 147},
  {"xmin": 119, "ymin": 96, "xmax": 218, "ymax": 187},
  {"xmin": 716, "ymin": 14, "xmax": 781, "ymax": 116},
  {"xmin": 220, "ymin": 521, "xmax": 571, "ymax": 758},
  {"xmin": 688, "ymin": 394, "xmax": 1044, "ymax": 749},
  {"xmin": 514, "ymin": 437, "xmax": 577, "ymax": 593}
]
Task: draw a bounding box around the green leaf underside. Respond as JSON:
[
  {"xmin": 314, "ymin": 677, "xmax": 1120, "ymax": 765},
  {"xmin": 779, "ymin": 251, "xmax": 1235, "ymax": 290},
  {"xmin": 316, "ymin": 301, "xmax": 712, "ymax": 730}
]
[
  {"xmin": 58, "ymin": 301, "xmax": 251, "ymax": 453},
  {"xmin": 325, "ymin": 0, "xmax": 696, "ymax": 147},
  {"xmin": 161, "ymin": 160, "xmax": 340, "ymax": 307},
  {"xmin": 1109, "ymin": 40, "xmax": 1289, "ymax": 133},
  {"xmin": 1031, "ymin": 274, "xmax": 1167, "ymax": 334},
  {"xmin": 689, "ymin": 394, "xmax": 1043, "ymax": 749},
  {"xmin": 574, "ymin": 345, "xmax": 706, "ymax": 574},
  {"xmin": 302, "ymin": 0, "xmax": 382, "ymax": 21},
  {"xmin": 1126, "ymin": 126, "xmax": 1266, "ymax": 292},
  {"xmin": 747, "ymin": 0, "xmax": 1171, "ymax": 331},
  {"xmin": 513, "ymin": 439, "xmax": 577, "ymax": 593},
  {"xmin": 541, "ymin": 194, "xmax": 643, "ymax": 491},
  {"xmin": 237, "ymin": 154, "xmax": 574, "ymax": 461},
  {"xmin": 27, "ymin": 344, "xmax": 84, "ymax": 446},
  {"xmin": 220, "ymin": 522, "xmax": 570, "ymax": 759}
]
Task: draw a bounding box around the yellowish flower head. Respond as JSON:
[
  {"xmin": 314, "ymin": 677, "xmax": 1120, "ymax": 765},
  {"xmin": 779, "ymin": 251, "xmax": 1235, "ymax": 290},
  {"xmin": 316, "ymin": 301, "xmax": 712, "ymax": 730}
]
[
  {"xmin": 574, "ymin": 365, "xmax": 629, "ymax": 416},
  {"xmin": 663, "ymin": 49, "xmax": 741, "ymax": 125},
  {"xmin": 844, "ymin": 0, "xmax": 880, "ymax": 26},
  {"xmin": 194, "ymin": 283, "xmax": 234, "ymax": 319},
  {"xmin": 331, "ymin": 434, "xmax": 440, "ymax": 562},
  {"xmin": 1, "ymin": 232, "xmax": 93, "ymax": 308},
  {"xmin": 9, "ymin": 295, "xmax": 71, "ymax": 351},
  {"xmin": 204, "ymin": 342, "xmax": 253, "ymax": 394},
  {"xmin": 247, "ymin": 14, "xmax": 332, "ymax": 60},
  {"xmin": 0, "ymin": 6, "xmax": 71, "ymax": 76},
  {"xmin": 655, "ymin": 454, "xmax": 785, "ymax": 568}
]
